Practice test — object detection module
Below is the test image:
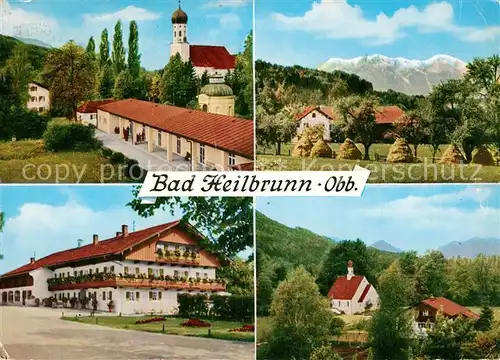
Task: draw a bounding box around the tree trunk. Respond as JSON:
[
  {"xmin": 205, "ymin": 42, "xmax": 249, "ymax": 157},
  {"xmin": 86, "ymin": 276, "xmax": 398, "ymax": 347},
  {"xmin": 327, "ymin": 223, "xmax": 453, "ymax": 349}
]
[
  {"xmin": 276, "ymin": 142, "xmax": 281, "ymax": 156},
  {"xmin": 364, "ymin": 144, "xmax": 370, "ymax": 160},
  {"xmin": 463, "ymin": 143, "xmax": 473, "ymax": 163},
  {"xmin": 432, "ymin": 146, "xmax": 438, "ymax": 164},
  {"xmin": 413, "ymin": 144, "xmax": 418, "ymax": 160}
]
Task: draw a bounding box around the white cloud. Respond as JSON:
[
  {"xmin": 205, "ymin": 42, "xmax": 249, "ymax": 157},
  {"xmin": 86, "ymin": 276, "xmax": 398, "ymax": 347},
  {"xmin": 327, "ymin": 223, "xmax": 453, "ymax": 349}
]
[
  {"xmin": 272, "ymin": 0, "xmax": 500, "ymax": 45},
  {"xmin": 83, "ymin": 6, "xmax": 161, "ymax": 23},
  {"xmin": 362, "ymin": 187, "xmax": 498, "ymax": 239},
  {"xmin": 204, "ymin": 0, "xmax": 249, "ymax": 9},
  {"xmin": 0, "ymin": 0, "xmax": 59, "ymax": 44},
  {"xmin": 208, "ymin": 13, "xmax": 242, "ymax": 29}
]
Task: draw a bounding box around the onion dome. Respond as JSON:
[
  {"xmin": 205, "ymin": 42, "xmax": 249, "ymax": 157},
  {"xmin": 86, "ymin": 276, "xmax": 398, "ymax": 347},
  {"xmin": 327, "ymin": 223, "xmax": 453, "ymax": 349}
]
[
  {"xmin": 200, "ymin": 83, "xmax": 234, "ymax": 97},
  {"xmin": 172, "ymin": 7, "xmax": 188, "ymax": 24}
]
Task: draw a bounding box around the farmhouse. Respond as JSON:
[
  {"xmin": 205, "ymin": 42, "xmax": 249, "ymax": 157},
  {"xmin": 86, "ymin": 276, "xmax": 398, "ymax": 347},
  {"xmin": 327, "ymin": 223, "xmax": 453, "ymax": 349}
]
[
  {"xmin": 96, "ymin": 99, "xmax": 254, "ymax": 171},
  {"xmin": 295, "ymin": 105, "xmax": 404, "ymax": 141},
  {"xmin": 0, "ymin": 221, "xmax": 228, "ymax": 315},
  {"xmin": 76, "ymin": 99, "xmax": 116, "ymax": 127},
  {"xmin": 413, "ymin": 296, "xmax": 479, "ymax": 334},
  {"xmin": 327, "ymin": 260, "xmax": 379, "ymax": 315},
  {"xmin": 26, "ymin": 82, "xmax": 50, "ymax": 113},
  {"xmin": 170, "ymin": 5, "xmax": 236, "ymax": 77}
]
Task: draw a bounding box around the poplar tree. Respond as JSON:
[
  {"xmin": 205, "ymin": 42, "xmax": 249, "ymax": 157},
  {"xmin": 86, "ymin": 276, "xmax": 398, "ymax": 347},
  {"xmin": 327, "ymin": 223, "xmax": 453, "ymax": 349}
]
[
  {"xmin": 128, "ymin": 21, "xmax": 141, "ymax": 78},
  {"xmin": 112, "ymin": 20, "xmax": 126, "ymax": 75},
  {"xmin": 85, "ymin": 36, "xmax": 96, "ymax": 61},
  {"xmin": 99, "ymin": 29, "xmax": 110, "ymax": 68}
]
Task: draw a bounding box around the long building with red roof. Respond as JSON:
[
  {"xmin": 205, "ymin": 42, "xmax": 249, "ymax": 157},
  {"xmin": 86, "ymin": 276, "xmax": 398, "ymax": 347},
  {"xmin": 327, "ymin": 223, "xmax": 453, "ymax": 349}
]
[
  {"xmin": 170, "ymin": 5, "xmax": 236, "ymax": 77},
  {"xmin": 96, "ymin": 99, "xmax": 254, "ymax": 171},
  {"xmin": 0, "ymin": 221, "xmax": 227, "ymax": 315},
  {"xmin": 327, "ymin": 260, "xmax": 379, "ymax": 315}
]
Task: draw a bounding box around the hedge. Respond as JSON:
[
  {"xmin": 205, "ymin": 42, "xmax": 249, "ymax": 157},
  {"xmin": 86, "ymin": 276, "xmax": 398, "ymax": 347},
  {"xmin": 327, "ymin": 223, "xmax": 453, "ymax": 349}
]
[
  {"xmin": 177, "ymin": 294, "xmax": 254, "ymax": 322},
  {"xmin": 43, "ymin": 122, "xmax": 100, "ymax": 152}
]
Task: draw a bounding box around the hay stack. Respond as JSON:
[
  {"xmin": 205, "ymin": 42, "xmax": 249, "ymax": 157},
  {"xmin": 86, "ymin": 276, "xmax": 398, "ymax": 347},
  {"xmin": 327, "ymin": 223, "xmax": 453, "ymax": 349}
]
[
  {"xmin": 292, "ymin": 135, "xmax": 313, "ymax": 157},
  {"xmin": 338, "ymin": 138, "xmax": 363, "ymax": 160},
  {"xmin": 472, "ymin": 146, "xmax": 495, "ymax": 166},
  {"xmin": 387, "ymin": 138, "xmax": 414, "ymax": 163},
  {"xmin": 439, "ymin": 144, "xmax": 464, "ymax": 164},
  {"xmin": 310, "ymin": 139, "xmax": 333, "ymax": 158}
]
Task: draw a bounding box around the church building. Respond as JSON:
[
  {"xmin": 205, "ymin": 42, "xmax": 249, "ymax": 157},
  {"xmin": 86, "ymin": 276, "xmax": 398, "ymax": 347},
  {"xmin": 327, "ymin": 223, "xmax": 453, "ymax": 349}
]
[
  {"xmin": 328, "ymin": 260, "xmax": 379, "ymax": 315},
  {"xmin": 170, "ymin": 4, "xmax": 236, "ymax": 77}
]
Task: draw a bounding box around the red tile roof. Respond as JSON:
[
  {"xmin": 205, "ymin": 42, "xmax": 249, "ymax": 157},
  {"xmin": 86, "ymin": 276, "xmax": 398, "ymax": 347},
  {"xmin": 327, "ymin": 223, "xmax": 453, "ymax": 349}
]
[
  {"xmin": 1, "ymin": 221, "xmax": 181, "ymax": 278},
  {"xmin": 190, "ymin": 45, "xmax": 236, "ymax": 70},
  {"xmin": 421, "ymin": 297, "xmax": 480, "ymax": 320},
  {"xmin": 98, "ymin": 99, "xmax": 254, "ymax": 159},
  {"xmin": 77, "ymin": 99, "xmax": 115, "ymax": 114},
  {"xmin": 327, "ymin": 275, "xmax": 364, "ymax": 300},
  {"xmin": 357, "ymin": 284, "xmax": 371, "ymax": 303},
  {"xmin": 296, "ymin": 105, "xmax": 404, "ymax": 125}
]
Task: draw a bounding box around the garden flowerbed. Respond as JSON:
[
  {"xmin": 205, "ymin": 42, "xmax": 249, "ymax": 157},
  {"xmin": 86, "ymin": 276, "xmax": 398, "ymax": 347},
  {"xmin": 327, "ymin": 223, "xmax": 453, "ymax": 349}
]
[
  {"xmin": 135, "ymin": 317, "xmax": 165, "ymax": 324},
  {"xmin": 181, "ymin": 318, "xmax": 211, "ymax": 327},
  {"xmin": 229, "ymin": 324, "xmax": 255, "ymax": 332}
]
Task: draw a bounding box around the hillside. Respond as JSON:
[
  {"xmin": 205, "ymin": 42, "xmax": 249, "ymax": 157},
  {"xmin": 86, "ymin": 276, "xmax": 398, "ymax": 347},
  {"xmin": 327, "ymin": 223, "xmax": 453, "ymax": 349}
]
[
  {"xmin": 256, "ymin": 211, "xmax": 333, "ymax": 275},
  {"xmin": 439, "ymin": 237, "xmax": 500, "ymax": 258},
  {"xmin": 0, "ymin": 34, "xmax": 49, "ymax": 71},
  {"xmin": 318, "ymin": 54, "xmax": 466, "ymax": 95}
]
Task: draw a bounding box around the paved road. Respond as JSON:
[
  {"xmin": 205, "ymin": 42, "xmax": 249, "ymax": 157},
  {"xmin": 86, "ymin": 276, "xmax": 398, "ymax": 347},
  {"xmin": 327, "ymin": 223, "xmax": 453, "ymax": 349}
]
[
  {"xmin": 96, "ymin": 131, "xmax": 192, "ymax": 172},
  {"xmin": 0, "ymin": 307, "xmax": 254, "ymax": 360}
]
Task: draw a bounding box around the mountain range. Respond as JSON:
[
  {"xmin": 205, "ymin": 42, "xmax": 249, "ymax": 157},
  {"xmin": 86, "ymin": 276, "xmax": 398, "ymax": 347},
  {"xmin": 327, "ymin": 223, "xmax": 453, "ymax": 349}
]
[
  {"xmin": 318, "ymin": 54, "xmax": 467, "ymax": 95},
  {"xmin": 370, "ymin": 240, "xmax": 403, "ymax": 253},
  {"xmin": 438, "ymin": 237, "xmax": 500, "ymax": 258},
  {"xmin": 14, "ymin": 36, "xmax": 52, "ymax": 49}
]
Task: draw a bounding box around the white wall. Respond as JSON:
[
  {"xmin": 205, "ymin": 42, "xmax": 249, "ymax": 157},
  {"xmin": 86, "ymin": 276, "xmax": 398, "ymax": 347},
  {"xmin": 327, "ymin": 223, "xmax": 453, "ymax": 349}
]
[
  {"xmin": 331, "ymin": 277, "xmax": 379, "ymax": 315},
  {"xmin": 194, "ymin": 67, "xmax": 229, "ymax": 78},
  {"xmin": 26, "ymin": 83, "xmax": 50, "ymax": 112},
  {"xmin": 1, "ymin": 268, "xmax": 53, "ymax": 305},
  {"xmin": 78, "ymin": 112, "xmax": 97, "ymax": 127},
  {"xmin": 298, "ymin": 110, "xmax": 331, "ymax": 141}
]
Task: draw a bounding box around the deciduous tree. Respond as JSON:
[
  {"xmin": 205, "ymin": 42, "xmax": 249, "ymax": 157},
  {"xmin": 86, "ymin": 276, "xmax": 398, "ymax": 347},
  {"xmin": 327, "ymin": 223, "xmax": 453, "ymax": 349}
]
[
  {"xmin": 256, "ymin": 106, "xmax": 297, "ymax": 155},
  {"xmin": 85, "ymin": 36, "xmax": 96, "ymax": 62},
  {"xmin": 127, "ymin": 21, "xmax": 141, "ymax": 78},
  {"xmin": 112, "ymin": 20, "xmax": 126, "ymax": 75},
  {"xmin": 99, "ymin": 29, "xmax": 110, "ymax": 68},
  {"xmin": 159, "ymin": 54, "xmax": 198, "ymax": 107},
  {"xmin": 42, "ymin": 41, "xmax": 96, "ymax": 119}
]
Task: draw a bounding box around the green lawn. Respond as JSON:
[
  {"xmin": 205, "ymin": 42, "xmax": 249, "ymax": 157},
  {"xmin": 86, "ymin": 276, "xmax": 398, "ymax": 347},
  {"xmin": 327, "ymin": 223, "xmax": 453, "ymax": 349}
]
[
  {"xmin": 0, "ymin": 140, "xmax": 124, "ymax": 183},
  {"xmin": 63, "ymin": 315, "xmax": 255, "ymax": 342}
]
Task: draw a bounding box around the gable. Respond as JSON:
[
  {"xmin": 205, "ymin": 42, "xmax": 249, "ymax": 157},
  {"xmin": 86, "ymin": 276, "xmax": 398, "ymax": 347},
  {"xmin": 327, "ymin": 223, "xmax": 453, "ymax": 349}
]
[
  {"xmin": 328, "ymin": 275, "xmax": 365, "ymax": 300},
  {"xmin": 125, "ymin": 227, "xmax": 221, "ymax": 268}
]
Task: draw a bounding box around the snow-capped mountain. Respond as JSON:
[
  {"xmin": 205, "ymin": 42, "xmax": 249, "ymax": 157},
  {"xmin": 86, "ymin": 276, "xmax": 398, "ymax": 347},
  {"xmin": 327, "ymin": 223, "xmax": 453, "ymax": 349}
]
[{"xmin": 318, "ymin": 54, "xmax": 467, "ymax": 95}]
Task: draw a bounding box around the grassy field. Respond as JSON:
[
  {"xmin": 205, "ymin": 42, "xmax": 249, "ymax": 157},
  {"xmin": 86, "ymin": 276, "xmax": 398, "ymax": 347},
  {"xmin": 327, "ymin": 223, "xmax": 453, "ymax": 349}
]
[
  {"xmin": 63, "ymin": 315, "xmax": 255, "ymax": 342},
  {"xmin": 469, "ymin": 307, "xmax": 500, "ymax": 321},
  {"xmin": 0, "ymin": 140, "xmax": 124, "ymax": 183}
]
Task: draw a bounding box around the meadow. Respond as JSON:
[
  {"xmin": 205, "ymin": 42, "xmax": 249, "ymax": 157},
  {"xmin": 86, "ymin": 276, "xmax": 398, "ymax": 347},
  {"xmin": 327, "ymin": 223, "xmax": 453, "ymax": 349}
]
[{"xmin": 257, "ymin": 143, "xmax": 500, "ymax": 183}]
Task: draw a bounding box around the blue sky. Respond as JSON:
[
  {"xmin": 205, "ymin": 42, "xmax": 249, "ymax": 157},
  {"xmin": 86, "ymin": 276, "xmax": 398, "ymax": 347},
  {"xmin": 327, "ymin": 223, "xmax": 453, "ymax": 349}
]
[
  {"xmin": 0, "ymin": 186, "xmax": 251, "ymax": 275},
  {"xmin": 1, "ymin": 0, "xmax": 252, "ymax": 69},
  {"xmin": 256, "ymin": 0, "xmax": 500, "ymax": 67},
  {"xmin": 257, "ymin": 185, "xmax": 500, "ymax": 254}
]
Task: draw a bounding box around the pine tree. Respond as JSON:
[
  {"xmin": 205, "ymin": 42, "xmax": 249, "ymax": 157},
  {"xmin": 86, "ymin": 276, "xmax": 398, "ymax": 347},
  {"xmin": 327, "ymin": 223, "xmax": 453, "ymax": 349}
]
[
  {"xmin": 128, "ymin": 21, "xmax": 141, "ymax": 78},
  {"xmin": 112, "ymin": 20, "xmax": 126, "ymax": 75},
  {"xmin": 99, "ymin": 29, "xmax": 110, "ymax": 68}
]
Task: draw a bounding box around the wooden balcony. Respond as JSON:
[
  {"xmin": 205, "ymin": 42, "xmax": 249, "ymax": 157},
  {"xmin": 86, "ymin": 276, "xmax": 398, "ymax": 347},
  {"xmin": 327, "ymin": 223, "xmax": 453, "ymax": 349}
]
[
  {"xmin": 48, "ymin": 278, "xmax": 225, "ymax": 292},
  {"xmin": 154, "ymin": 256, "xmax": 201, "ymax": 266}
]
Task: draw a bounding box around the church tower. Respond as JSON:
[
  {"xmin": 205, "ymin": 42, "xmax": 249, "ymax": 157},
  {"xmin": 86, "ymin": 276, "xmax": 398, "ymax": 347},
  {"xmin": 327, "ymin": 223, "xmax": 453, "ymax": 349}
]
[
  {"xmin": 170, "ymin": 2, "xmax": 190, "ymax": 62},
  {"xmin": 198, "ymin": 75, "xmax": 235, "ymax": 116}
]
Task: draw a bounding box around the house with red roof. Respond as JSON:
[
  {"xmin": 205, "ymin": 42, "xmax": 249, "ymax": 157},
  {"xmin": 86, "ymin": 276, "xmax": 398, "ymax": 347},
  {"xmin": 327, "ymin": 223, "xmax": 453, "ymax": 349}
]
[
  {"xmin": 96, "ymin": 99, "xmax": 254, "ymax": 171},
  {"xmin": 413, "ymin": 296, "xmax": 480, "ymax": 334},
  {"xmin": 0, "ymin": 221, "xmax": 227, "ymax": 315},
  {"xmin": 327, "ymin": 260, "xmax": 379, "ymax": 315},
  {"xmin": 170, "ymin": 5, "xmax": 236, "ymax": 78},
  {"xmin": 76, "ymin": 99, "xmax": 116, "ymax": 127},
  {"xmin": 295, "ymin": 105, "xmax": 404, "ymax": 142}
]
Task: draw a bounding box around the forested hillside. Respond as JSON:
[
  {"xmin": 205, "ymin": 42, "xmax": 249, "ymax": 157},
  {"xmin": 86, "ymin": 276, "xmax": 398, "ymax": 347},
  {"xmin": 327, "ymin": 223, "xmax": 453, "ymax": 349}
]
[{"xmin": 0, "ymin": 35, "xmax": 49, "ymax": 73}]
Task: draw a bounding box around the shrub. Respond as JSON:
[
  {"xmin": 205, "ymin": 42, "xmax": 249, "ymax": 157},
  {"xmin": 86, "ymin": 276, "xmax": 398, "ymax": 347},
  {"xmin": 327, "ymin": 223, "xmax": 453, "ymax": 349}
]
[
  {"xmin": 181, "ymin": 318, "xmax": 211, "ymax": 327},
  {"xmin": 229, "ymin": 324, "xmax": 254, "ymax": 332},
  {"xmin": 102, "ymin": 148, "xmax": 113, "ymax": 157},
  {"xmin": 110, "ymin": 151, "xmax": 126, "ymax": 164},
  {"xmin": 125, "ymin": 158, "xmax": 146, "ymax": 181},
  {"xmin": 177, "ymin": 293, "xmax": 209, "ymax": 318},
  {"xmin": 309, "ymin": 345, "xmax": 343, "ymax": 360},
  {"xmin": 43, "ymin": 122, "xmax": 100, "ymax": 152},
  {"xmin": 211, "ymin": 295, "xmax": 254, "ymax": 322},
  {"xmin": 0, "ymin": 105, "xmax": 50, "ymax": 141},
  {"xmin": 69, "ymin": 296, "xmax": 78, "ymax": 308}
]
